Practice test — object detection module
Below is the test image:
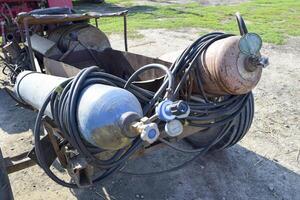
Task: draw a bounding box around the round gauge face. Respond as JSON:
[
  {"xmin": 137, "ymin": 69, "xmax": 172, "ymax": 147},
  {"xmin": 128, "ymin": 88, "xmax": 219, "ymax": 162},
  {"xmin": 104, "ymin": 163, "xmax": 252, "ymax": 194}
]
[
  {"xmin": 239, "ymin": 33, "xmax": 262, "ymax": 56},
  {"xmin": 165, "ymin": 120, "xmax": 183, "ymax": 137}
]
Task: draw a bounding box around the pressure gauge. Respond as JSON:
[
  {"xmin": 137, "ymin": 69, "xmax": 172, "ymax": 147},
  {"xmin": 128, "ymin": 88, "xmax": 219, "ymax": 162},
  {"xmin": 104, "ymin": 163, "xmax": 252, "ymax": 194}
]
[
  {"xmin": 165, "ymin": 119, "xmax": 183, "ymax": 137},
  {"xmin": 239, "ymin": 33, "xmax": 262, "ymax": 56}
]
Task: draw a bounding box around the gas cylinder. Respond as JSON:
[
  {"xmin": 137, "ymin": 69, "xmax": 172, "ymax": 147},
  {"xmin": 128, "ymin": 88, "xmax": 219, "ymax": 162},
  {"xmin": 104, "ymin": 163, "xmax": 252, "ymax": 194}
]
[
  {"xmin": 199, "ymin": 36, "xmax": 262, "ymax": 95},
  {"xmin": 14, "ymin": 71, "xmax": 143, "ymax": 150}
]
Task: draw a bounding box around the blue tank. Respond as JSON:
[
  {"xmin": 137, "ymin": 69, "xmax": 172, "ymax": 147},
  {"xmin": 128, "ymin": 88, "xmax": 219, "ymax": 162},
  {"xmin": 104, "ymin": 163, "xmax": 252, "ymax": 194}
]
[
  {"xmin": 15, "ymin": 71, "xmax": 143, "ymax": 150},
  {"xmin": 77, "ymin": 84, "xmax": 143, "ymax": 150}
]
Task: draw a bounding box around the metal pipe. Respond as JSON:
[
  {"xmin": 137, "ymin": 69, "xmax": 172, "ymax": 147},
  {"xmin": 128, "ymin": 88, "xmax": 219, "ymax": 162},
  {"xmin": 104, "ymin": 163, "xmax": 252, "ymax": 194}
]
[
  {"xmin": 124, "ymin": 15, "xmax": 128, "ymax": 52},
  {"xmin": 24, "ymin": 19, "xmax": 36, "ymax": 71},
  {"xmin": 1, "ymin": 21, "xmax": 6, "ymax": 45},
  {"xmin": 95, "ymin": 18, "xmax": 99, "ymax": 28},
  {"xmin": 0, "ymin": 147, "xmax": 14, "ymax": 200}
]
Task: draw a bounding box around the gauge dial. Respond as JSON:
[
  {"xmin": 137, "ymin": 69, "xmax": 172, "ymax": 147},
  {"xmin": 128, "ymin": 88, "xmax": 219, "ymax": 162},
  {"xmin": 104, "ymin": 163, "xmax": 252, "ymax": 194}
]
[{"xmin": 239, "ymin": 33, "xmax": 262, "ymax": 56}]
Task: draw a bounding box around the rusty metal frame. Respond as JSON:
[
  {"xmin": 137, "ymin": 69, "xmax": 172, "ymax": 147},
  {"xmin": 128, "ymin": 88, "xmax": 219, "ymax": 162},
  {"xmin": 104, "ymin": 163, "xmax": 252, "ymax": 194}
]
[
  {"xmin": 23, "ymin": 18, "xmax": 36, "ymax": 71},
  {"xmin": 43, "ymin": 120, "xmax": 68, "ymax": 168},
  {"xmin": 19, "ymin": 10, "xmax": 129, "ymax": 70},
  {"xmin": 92, "ymin": 12, "xmax": 128, "ymax": 52},
  {"xmin": 123, "ymin": 14, "xmax": 128, "ymax": 52},
  {"xmin": 0, "ymin": 118, "xmax": 197, "ymax": 193},
  {"xmin": 5, "ymin": 151, "xmax": 36, "ymax": 174}
]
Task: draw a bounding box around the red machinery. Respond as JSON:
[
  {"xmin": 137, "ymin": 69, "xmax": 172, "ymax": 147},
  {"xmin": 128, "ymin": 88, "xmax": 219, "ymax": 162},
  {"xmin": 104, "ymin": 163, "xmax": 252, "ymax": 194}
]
[
  {"xmin": 0, "ymin": 0, "xmax": 72, "ymax": 43},
  {"xmin": 0, "ymin": 0, "xmax": 41, "ymax": 20},
  {"xmin": 0, "ymin": 0, "xmax": 72, "ymax": 20},
  {"xmin": 0, "ymin": 0, "xmax": 72, "ymax": 18}
]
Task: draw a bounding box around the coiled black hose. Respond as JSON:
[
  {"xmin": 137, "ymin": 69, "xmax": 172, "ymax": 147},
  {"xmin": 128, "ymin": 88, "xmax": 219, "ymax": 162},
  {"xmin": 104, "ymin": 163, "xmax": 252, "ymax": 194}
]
[
  {"xmin": 34, "ymin": 65, "xmax": 175, "ymax": 188},
  {"xmin": 0, "ymin": 50, "xmax": 30, "ymax": 83},
  {"xmin": 33, "ymin": 32, "xmax": 255, "ymax": 185},
  {"xmin": 120, "ymin": 32, "xmax": 254, "ymax": 176}
]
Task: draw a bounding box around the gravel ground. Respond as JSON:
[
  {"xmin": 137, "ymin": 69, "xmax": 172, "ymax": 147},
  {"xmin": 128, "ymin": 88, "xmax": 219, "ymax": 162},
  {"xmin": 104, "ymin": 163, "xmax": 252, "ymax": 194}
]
[{"xmin": 0, "ymin": 28, "xmax": 300, "ymax": 200}]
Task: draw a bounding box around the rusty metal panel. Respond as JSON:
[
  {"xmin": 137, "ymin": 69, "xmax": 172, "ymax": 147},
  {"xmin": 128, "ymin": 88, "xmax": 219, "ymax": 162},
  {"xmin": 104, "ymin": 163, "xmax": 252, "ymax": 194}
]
[
  {"xmin": 16, "ymin": 11, "xmax": 128, "ymax": 26},
  {"xmin": 25, "ymin": 34, "xmax": 56, "ymax": 56},
  {"xmin": 4, "ymin": 152, "xmax": 36, "ymax": 174},
  {"xmin": 44, "ymin": 49, "xmax": 171, "ymax": 80},
  {"xmin": 44, "ymin": 57, "xmax": 80, "ymax": 77},
  {"xmin": 121, "ymin": 51, "xmax": 172, "ymax": 80}
]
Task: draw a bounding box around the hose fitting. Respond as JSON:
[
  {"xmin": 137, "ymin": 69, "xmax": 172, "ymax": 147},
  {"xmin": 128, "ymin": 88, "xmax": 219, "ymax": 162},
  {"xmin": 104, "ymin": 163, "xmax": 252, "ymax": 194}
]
[{"xmin": 156, "ymin": 100, "xmax": 190, "ymax": 122}]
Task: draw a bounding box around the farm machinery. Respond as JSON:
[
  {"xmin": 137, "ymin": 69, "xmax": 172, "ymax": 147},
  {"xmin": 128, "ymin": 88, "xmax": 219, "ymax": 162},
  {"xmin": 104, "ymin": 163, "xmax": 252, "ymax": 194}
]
[{"xmin": 0, "ymin": 1, "xmax": 269, "ymax": 199}]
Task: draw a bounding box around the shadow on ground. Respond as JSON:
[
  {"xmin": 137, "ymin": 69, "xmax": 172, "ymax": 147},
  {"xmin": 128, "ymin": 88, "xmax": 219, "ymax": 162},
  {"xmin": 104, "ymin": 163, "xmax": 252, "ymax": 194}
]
[
  {"xmin": 74, "ymin": 2, "xmax": 158, "ymax": 14},
  {"xmin": 0, "ymin": 85, "xmax": 299, "ymax": 200},
  {"xmin": 0, "ymin": 88, "xmax": 36, "ymax": 134},
  {"xmin": 1, "ymin": 85, "xmax": 298, "ymax": 200},
  {"xmin": 71, "ymin": 144, "xmax": 300, "ymax": 200}
]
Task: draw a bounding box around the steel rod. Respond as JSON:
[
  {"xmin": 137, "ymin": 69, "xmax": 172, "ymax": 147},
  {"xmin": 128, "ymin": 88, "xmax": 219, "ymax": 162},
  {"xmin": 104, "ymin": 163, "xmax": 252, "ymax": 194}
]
[
  {"xmin": 95, "ymin": 18, "xmax": 99, "ymax": 28},
  {"xmin": 124, "ymin": 15, "xmax": 128, "ymax": 52},
  {"xmin": 24, "ymin": 19, "xmax": 36, "ymax": 71}
]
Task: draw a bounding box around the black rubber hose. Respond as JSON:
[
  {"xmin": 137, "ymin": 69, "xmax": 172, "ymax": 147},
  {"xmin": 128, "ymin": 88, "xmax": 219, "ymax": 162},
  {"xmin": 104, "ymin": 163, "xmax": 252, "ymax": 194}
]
[
  {"xmin": 124, "ymin": 63, "xmax": 174, "ymax": 100},
  {"xmin": 119, "ymin": 32, "xmax": 255, "ymax": 176},
  {"xmin": 33, "ymin": 31, "xmax": 255, "ymax": 183},
  {"xmin": 120, "ymin": 120, "xmax": 234, "ymax": 176},
  {"xmin": 34, "ymin": 67, "xmax": 149, "ymax": 188}
]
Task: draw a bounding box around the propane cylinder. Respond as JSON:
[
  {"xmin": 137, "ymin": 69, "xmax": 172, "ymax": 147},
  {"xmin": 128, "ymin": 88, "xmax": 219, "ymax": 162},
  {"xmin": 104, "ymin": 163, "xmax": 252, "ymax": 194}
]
[
  {"xmin": 14, "ymin": 71, "xmax": 143, "ymax": 150},
  {"xmin": 199, "ymin": 36, "xmax": 262, "ymax": 95}
]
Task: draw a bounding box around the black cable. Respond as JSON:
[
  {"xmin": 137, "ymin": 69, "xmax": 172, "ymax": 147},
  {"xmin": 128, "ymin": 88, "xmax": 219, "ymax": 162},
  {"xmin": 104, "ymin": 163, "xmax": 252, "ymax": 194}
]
[
  {"xmin": 158, "ymin": 138, "xmax": 205, "ymax": 153},
  {"xmin": 119, "ymin": 32, "xmax": 254, "ymax": 176},
  {"xmin": 33, "ymin": 32, "xmax": 255, "ymax": 184},
  {"xmin": 34, "ymin": 66, "xmax": 151, "ymax": 188},
  {"xmin": 120, "ymin": 121, "xmax": 233, "ymax": 176},
  {"xmin": 124, "ymin": 63, "xmax": 174, "ymax": 99},
  {"xmin": 0, "ymin": 50, "xmax": 30, "ymax": 83},
  {"xmin": 34, "ymin": 92, "xmax": 77, "ymax": 188}
]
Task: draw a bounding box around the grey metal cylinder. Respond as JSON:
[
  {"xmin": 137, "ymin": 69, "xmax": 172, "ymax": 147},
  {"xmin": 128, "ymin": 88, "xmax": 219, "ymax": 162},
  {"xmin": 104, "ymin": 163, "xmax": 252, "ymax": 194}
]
[
  {"xmin": 47, "ymin": 24, "xmax": 111, "ymax": 53},
  {"xmin": 14, "ymin": 71, "xmax": 143, "ymax": 150},
  {"xmin": 15, "ymin": 71, "xmax": 66, "ymax": 117}
]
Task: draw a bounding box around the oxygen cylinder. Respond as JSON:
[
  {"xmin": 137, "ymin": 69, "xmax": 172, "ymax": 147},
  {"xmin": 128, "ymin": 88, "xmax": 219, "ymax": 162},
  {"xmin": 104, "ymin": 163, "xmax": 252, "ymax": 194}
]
[{"xmin": 14, "ymin": 71, "xmax": 143, "ymax": 150}]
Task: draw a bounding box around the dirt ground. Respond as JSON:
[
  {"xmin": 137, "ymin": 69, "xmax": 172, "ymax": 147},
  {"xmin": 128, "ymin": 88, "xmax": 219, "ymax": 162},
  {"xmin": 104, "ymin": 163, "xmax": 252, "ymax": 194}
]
[
  {"xmin": 75, "ymin": 0, "xmax": 249, "ymax": 14},
  {"xmin": 129, "ymin": 0, "xmax": 249, "ymax": 6},
  {"xmin": 0, "ymin": 27, "xmax": 299, "ymax": 200}
]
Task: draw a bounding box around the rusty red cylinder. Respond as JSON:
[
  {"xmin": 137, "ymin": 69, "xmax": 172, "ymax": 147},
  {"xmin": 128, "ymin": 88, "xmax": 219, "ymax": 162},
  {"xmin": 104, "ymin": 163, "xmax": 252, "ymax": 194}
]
[{"xmin": 198, "ymin": 36, "xmax": 262, "ymax": 96}]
